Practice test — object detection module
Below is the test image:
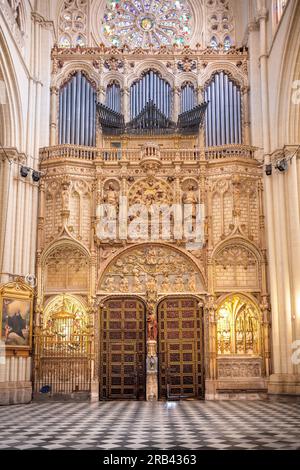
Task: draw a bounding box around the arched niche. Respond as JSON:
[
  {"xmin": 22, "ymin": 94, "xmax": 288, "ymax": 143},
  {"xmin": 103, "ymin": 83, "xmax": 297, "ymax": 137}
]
[
  {"xmin": 216, "ymin": 293, "xmax": 262, "ymax": 356},
  {"xmin": 212, "ymin": 243, "xmax": 260, "ymax": 290},
  {"xmin": 42, "ymin": 241, "xmax": 90, "ymax": 292}
]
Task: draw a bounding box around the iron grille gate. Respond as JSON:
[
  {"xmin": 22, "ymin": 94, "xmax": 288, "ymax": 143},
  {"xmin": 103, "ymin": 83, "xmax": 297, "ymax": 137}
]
[{"xmin": 34, "ymin": 330, "xmax": 93, "ymax": 397}]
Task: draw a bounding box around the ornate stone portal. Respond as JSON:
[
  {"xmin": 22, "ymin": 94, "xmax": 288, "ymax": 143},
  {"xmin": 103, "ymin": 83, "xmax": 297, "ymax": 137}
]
[{"xmin": 34, "ymin": 44, "xmax": 270, "ymax": 400}]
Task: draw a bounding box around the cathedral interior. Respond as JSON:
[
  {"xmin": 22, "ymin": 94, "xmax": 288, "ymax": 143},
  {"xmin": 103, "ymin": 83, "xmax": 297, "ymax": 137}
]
[{"xmin": 0, "ymin": 0, "xmax": 300, "ymax": 452}]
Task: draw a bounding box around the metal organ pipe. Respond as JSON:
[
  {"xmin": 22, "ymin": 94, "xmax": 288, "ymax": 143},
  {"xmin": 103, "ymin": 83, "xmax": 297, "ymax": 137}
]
[
  {"xmin": 129, "ymin": 70, "xmax": 172, "ymax": 119},
  {"xmin": 59, "ymin": 71, "xmax": 96, "ymax": 146},
  {"xmin": 205, "ymin": 72, "xmax": 242, "ymax": 146}
]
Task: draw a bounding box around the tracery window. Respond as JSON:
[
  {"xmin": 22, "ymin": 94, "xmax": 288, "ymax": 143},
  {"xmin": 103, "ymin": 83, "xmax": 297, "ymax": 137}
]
[
  {"xmin": 58, "ymin": 0, "xmax": 88, "ymax": 48},
  {"xmin": 217, "ymin": 295, "xmax": 261, "ymax": 355},
  {"xmin": 102, "ymin": 0, "xmax": 193, "ymax": 49},
  {"xmin": 206, "ymin": 0, "xmax": 235, "ymax": 48}
]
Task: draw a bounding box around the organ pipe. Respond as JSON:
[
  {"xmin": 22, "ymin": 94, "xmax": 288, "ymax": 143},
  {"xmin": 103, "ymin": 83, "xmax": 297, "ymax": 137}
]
[
  {"xmin": 59, "ymin": 71, "xmax": 96, "ymax": 146},
  {"xmin": 180, "ymin": 84, "xmax": 197, "ymax": 113},
  {"xmin": 205, "ymin": 72, "xmax": 242, "ymax": 146},
  {"xmin": 130, "ymin": 70, "xmax": 171, "ymax": 119}
]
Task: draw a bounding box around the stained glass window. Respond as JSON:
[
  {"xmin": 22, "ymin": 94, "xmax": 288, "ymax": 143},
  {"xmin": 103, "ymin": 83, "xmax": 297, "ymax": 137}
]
[{"xmin": 102, "ymin": 0, "xmax": 193, "ymax": 49}]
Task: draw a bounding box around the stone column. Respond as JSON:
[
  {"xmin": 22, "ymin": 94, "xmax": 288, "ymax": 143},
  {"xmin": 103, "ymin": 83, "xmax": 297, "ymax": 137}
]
[
  {"xmin": 242, "ymin": 85, "xmax": 250, "ymax": 145},
  {"xmin": 204, "ymin": 296, "xmax": 217, "ymax": 400},
  {"xmin": 173, "ymin": 86, "xmax": 180, "ymax": 123},
  {"xmin": 146, "ymin": 339, "xmax": 158, "ymax": 401},
  {"xmin": 50, "ymin": 86, "xmax": 59, "ymax": 146}
]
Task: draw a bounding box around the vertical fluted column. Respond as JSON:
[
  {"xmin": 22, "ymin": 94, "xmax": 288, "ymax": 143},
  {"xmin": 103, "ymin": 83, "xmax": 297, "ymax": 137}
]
[
  {"xmin": 123, "ymin": 86, "xmax": 130, "ymax": 122},
  {"xmin": 96, "ymin": 88, "xmax": 103, "ymax": 147},
  {"xmin": 173, "ymin": 86, "xmax": 180, "ymax": 123},
  {"xmin": 204, "ymin": 296, "xmax": 217, "ymax": 399},
  {"xmin": 50, "ymin": 86, "xmax": 59, "ymax": 145},
  {"xmin": 242, "ymin": 85, "xmax": 250, "ymax": 145}
]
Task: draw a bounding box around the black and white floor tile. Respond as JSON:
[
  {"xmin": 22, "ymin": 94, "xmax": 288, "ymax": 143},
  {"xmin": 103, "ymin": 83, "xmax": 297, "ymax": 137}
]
[{"xmin": 0, "ymin": 400, "xmax": 299, "ymax": 450}]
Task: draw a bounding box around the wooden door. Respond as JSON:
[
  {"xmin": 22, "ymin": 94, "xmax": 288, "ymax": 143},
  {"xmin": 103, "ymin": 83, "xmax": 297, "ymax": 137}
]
[
  {"xmin": 158, "ymin": 297, "xmax": 204, "ymax": 399},
  {"xmin": 100, "ymin": 298, "xmax": 146, "ymax": 400}
]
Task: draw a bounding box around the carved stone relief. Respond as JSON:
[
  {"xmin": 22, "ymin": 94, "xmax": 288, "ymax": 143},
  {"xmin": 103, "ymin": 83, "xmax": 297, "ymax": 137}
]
[{"xmin": 99, "ymin": 245, "xmax": 203, "ymax": 294}]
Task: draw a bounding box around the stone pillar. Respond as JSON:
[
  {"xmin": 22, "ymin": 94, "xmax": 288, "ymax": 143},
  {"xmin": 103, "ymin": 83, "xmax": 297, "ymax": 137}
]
[
  {"xmin": 146, "ymin": 339, "xmax": 158, "ymax": 401},
  {"xmin": 50, "ymin": 86, "xmax": 59, "ymax": 146},
  {"xmin": 123, "ymin": 86, "xmax": 130, "ymax": 122},
  {"xmin": 173, "ymin": 86, "xmax": 180, "ymax": 123},
  {"xmin": 242, "ymin": 85, "xmax": 250, "ymax": 145},
  {"xmin": 260, "ymin": 295, "xmax": 271, "ymax": 377},
  {"xmin": 204, "ymin": 296, "xmax": 218, "ymax": 400}
]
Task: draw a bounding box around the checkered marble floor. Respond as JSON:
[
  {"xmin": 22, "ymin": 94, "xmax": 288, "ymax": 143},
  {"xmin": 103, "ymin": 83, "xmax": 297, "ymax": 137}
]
[{"xmin": 0, "ymin": 400, "xmax": 299, "ymax": 450}]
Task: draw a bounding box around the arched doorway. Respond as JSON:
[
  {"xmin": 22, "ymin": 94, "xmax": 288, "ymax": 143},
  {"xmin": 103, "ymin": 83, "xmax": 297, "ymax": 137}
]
[
  {"xmin": 100, "ymin": 297, "xmax": 146, "ymax": 400},
  {"xmin": 158, "ymin": 297, "xmax": 204, "ymax": 399}
]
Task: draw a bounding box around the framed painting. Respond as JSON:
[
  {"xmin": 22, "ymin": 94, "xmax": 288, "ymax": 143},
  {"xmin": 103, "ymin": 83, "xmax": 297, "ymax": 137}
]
[{"xmin": 0, "ymin": 281, "xmax": 33, "ymax": 349}]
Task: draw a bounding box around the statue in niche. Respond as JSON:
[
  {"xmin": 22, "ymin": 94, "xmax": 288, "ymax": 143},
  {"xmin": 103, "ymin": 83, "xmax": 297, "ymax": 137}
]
[
  {"xmin": 188, "ymin": 274, "xmax": 196, "ymax": 292},
  {"xmin": 161, "ymin": 277, "xmax": 170, "ymax": 292},
  {"xmin": 105, "ymin": 277, "xmax": 114, "ymax": 291},
  {"xmin": 61, "ymin": 181, "xmax": 70, "ymax": 212},
  {"xmin": 146, "ymin": 275, "xmax": 158, "ymax": 341},
  {"xmin": 174, "ymin": 276, "xmax": 184, "ymax": 292},
  {"xmin": 119, "ymin": 276, "xmax": 129, "ymax": 292},
  {"xmin": 105, "ymin": 183, "xmax": 119, "ymax": 207},
  {"xmin": 145, "ymin": 247, "xmax": 157, "ymax": 266},
  {"xmin": 133, "ymin": 275, "xmax": 143, "ymax": 292},
  {"xmin": 183, "ymin": 184, "xmax": 198, "ymax": 205},
  {"xmin": 147, "ymin": 310, "xmax": 158, "ymax": 341}
]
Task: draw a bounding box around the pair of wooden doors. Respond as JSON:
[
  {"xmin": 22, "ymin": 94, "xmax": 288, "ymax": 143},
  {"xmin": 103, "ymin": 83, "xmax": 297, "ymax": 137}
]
[{"xmin": 100, "ymin": 297, "xmax": 204, "ymax": 400}]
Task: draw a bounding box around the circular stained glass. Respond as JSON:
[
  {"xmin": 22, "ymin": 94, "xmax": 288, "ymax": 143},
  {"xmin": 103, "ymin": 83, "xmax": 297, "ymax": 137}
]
[
  {"xmin": 102, "ymin": 0, "xmax": 192, "ymax": 48},
  {"xmin": 140, "ymin": 17, "xmax": 154, "ymax": 31}
]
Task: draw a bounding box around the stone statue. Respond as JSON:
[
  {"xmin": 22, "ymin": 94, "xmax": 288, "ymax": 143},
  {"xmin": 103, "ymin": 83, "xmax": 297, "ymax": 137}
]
[
  {"xmin": 183, "ymin": 184, "xmax": 198, "ymax": 204},
  {"xmin": 105, "ymin": 183, "xmax": 118, "ymax": 207},
  {"xmin": 147, "ymin": 311, "xmax": 158, "ymax": 340}
]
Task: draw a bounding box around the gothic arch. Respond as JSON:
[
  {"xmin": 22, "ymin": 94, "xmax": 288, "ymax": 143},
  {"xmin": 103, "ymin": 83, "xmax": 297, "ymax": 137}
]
[
  {"xmin": 41, "ymin": 235, "xmax": 91, "ymax": 265},
  {"xmin": 102, "ymin": 73, "xmax": 124, "ymax": 89},
  {"xmin": 215, "ymin": 292, "xmax": 262, "ymax": 355},
  {"xmin": 97, "ymin": 242, "xmax": 207, "ymax": 294},
  {"xmin": 276, "ymin": 0, "xmax": 300, "ymax": 146},
  {"xmin": 127, "ymin": 62, "xmax": 174, "ymax": 89},
  {"xmin": 0, "ymin": 31, "xmax": 23, "ymax": 147},
  {"xmin": 43, "ymin": 292, "xmax": 89, "ymax": 326},
  {"xmin": 212, "ymin": 238, "xmax": 262, "ymax": 291},
  {"xmin": 53, "ymin": 61, "xmax": 100, "ymax": 90},
  {"xmin": 211, "ymin": 236, "xmax": 263, "ymax": 264},
  {"xmin": 201, "ymin": 62, "xmax": 247, "ymax": 90},
  {"xmin": 178, "ymin": 74, "xmax": 198, "ymax": 89},
  {"xmin": 40, "ymin": 236, "xmax": 91, "ymax": 294}
]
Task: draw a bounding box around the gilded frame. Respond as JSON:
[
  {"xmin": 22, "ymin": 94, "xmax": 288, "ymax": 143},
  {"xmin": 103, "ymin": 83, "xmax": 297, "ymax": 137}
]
[{"xmin": 0, "ymin": 281, "xmax": 34, "ymax": 350}]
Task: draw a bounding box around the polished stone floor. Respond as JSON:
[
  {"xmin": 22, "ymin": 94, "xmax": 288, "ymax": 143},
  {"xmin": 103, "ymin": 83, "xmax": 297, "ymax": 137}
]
[{"xmin": 0, "ymin": 400, "xmax": 299, "ymax": 450}]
